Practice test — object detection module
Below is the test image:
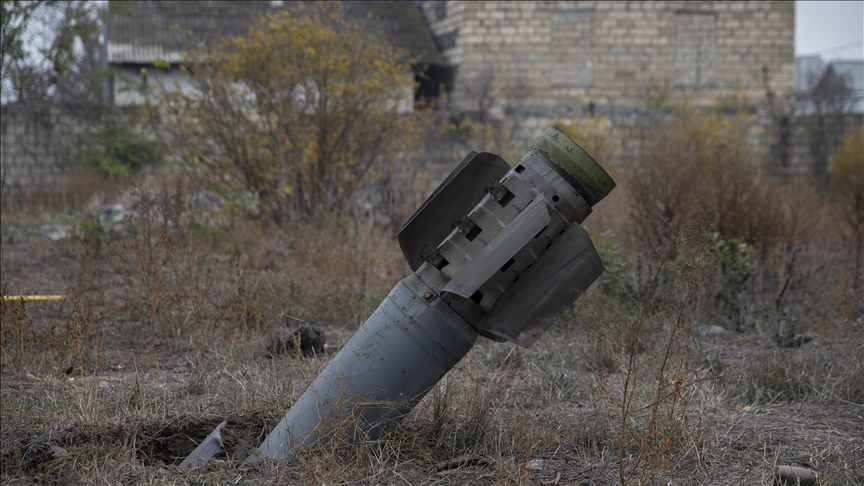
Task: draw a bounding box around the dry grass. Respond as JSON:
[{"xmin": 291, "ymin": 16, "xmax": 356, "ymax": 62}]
[
  {"xmin": 1, "ymin": 318, "xmax": 861, "ymax": 485},
  {"xmin": 2, "ymin": 115, "xmax": 863, "ymax": 484},
  {"xmin": 624, "ymin": 109, "xmax": 823, "ymax": 258}
]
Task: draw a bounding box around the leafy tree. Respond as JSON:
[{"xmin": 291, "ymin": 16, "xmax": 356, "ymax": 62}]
[
  {"xmin": 156, "ymin": 4, "xmax": 419, "ymax": 221},
  {"xmin": 1, "ymin": 0, "xmax": 104, "ymax": 104}
]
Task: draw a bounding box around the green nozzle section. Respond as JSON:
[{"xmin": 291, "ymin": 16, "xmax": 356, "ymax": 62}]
[{"xmin": 533, "ymin": 127, "xmax": 615, "ymax": 206}]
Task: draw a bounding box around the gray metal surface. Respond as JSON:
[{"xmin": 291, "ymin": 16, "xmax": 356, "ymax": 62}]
[
  {"xmin": 249, "ymin": 275, "xmax": 477, "ymax": 461},
  {"xmin": 399, "ymin": 152, "xmax": 510, "ymax": 271},
  {"xmin": 178, "ymin": 421, "xmax": 227, "ymax": 470},
  {"xmin": 475, "ymin": 222, "xmax": 604, "ymax": 347},
  {"xmin": 442, "ymin": 196, "xmax": 550, "ymax": 298},
  {"xmin": 421, "ymin": 148, "xmax": 595, "ymax": 324}
]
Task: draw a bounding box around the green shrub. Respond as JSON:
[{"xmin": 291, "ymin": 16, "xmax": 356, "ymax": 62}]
[
  {"xmin": 80, "ymin": 122, "xmax": 161, "ymax": 176},
  {"xmin": 591, "ymin": 230, "xmax": 634, "ymax": 301},
  {"xmin": 704, "ymin": 232, "xmax": 758, "ymax": 329}
]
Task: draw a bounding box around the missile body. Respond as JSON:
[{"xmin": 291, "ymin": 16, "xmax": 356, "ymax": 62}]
[
  {"xmin": 253, "ymin": 275, "xmax": 477, "ymax": 459},
  {"xmin": 182, "ymin": 127, "xmax": 615, "ymax": 467},
  {"xmin": 249, "ymin": 127, "xmax": 615, "ymax": 461}
]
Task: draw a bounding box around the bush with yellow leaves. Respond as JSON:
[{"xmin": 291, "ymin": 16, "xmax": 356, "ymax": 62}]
[{"xmin": 156, "ymin": 4, "xmax": 419, "ymax": 221}]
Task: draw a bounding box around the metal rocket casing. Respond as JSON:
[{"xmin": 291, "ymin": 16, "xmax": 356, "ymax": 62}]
[
  {"xmin": 400, "ymin": 127, "xmax": 615, "ymax": 346},
  {"xmin": 242, "ymin": 127, "xmax": 615, "ymax": 463},
  {"xmin": 251, "ymin": 275, "xmax": 478, "ymax": 460}
]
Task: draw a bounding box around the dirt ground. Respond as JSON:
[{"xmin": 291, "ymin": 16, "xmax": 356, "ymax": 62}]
[{"xmin": 2, "ymin": 218, "xmax": 862, "ymax": 485}]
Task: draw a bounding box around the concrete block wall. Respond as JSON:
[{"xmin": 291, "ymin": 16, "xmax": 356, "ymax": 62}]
[
  {"xmin": 0, "ymin": 104, "xmax": 135, "ymax": 202},
  {"xmin": 420, "ymin": 1, "xmax": 796, "ymax": 163}
]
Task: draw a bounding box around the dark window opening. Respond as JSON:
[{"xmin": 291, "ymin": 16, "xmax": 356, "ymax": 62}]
[
  {"xmin": 415, "ymin": 64, "xmax": 456, "ymax": 107},
  {"xmin": 515, "ymin": 165, "xmax": 526, "ymax": 173},
  {"xmin": 470, "ymin": 290, "xmax": 483, "ymax": 304},
  {"xmin": 500, "ymin": 258, "xmax": 515, "ymax": 273},
  {"xmin": 534, "ymin": 225, "xmax": 548, "ymax": 239}
]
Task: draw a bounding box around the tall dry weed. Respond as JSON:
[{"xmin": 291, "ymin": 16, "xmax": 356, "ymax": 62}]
[
  {"xmin": 55, "ymin": 172, "xmax": 414, "ymax": 357},
  {"xmin": 626, "ymin": 108, "xmax": 821, "ymax": 258},
  {"xmin": 105, "ymin": 185, "xmax": 220, "ymax": 342},
  {"xmin": 829, "ymin": 126, "xmax": 864, "ymax": 293},
  {"xmin": 1, "ymin": 170, "xmax": 120, "ymax": 222},
  {"xmin": 0, "ymin": 285, "xmax": 104, "ymax": 376},
  {"xmin": 580, "ymin": 218, "xmax": 718, "ymax": 485}
]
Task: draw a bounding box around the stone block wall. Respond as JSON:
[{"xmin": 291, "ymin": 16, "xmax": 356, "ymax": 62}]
[
  {"xmin": 0, "ymin": 104, "xmax": 136, "ymax": 203},
  {"xmin": 420, "ymin": 1, "xmax": 795, "ymax": 160}
]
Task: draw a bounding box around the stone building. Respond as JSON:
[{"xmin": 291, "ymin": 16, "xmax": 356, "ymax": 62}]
[
  {"xmin": 418, "ymin": 1, "xmax": 795, "ymax": 155},
  {"xmin": 1, "ymin": 1, "xmax": 446, "ymax": 201},
  {"xmin": 0, "ymin": 0, "xmax": 807, "ymax": 202},
  {"xmin": 107, "ymin": 1, "xmax": 444, "ymax": 107}
]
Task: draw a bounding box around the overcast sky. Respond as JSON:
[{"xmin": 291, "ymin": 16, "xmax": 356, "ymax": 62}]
[{"xmin": 796, "ymin": 1, "xmax": 864, "ymax": 61}]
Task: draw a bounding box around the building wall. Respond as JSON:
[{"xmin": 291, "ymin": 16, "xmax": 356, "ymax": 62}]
[
  {"xmin": 420, "ymin": 1, "xmax": 795, "ymax": 149},
  {"xmin": 112, "ymin": 65, "xmax": 417, "ymax": 113},
  {"xmin": 113, "ymin": 66, "xmax": 198, "ymax": 106},
  {"xmin": 0, "ymin": 104, "xmax": 136, "ymax": 202}
]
